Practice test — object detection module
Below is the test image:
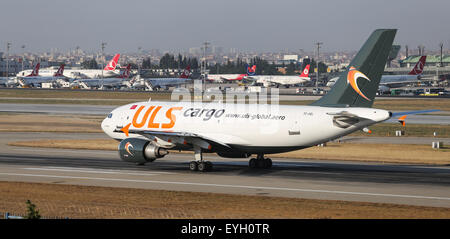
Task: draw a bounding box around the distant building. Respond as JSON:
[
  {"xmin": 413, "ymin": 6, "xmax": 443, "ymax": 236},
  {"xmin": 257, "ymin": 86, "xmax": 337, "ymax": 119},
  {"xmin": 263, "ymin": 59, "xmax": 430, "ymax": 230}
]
[
  {"xmin": 400, "ymin": 55, "xmax": 450, "ymax": 67},
  {"xmin": 0, "ymin": 53, "xmax": 34, "ymax": 76}
]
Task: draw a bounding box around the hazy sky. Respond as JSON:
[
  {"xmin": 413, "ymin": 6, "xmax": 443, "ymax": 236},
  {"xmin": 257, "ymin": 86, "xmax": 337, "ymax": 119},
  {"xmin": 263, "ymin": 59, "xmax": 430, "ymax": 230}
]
[{"xmin": 1, "ymin": 0, "xmax": 449, "ymax": 54}]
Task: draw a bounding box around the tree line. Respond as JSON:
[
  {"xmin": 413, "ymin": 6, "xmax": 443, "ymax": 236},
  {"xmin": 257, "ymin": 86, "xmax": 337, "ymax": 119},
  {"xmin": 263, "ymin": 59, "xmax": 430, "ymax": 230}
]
[{"xmin": 80, "ymin": 54, "xmax": 328, "ymax": 75}]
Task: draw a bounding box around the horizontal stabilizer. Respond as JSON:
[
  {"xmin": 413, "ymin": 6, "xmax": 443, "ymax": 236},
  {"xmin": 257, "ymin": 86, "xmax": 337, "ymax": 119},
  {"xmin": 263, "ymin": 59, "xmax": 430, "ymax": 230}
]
[{"xmin": 390, "ymin": 109, "xmax": 440, "ymax": 118}]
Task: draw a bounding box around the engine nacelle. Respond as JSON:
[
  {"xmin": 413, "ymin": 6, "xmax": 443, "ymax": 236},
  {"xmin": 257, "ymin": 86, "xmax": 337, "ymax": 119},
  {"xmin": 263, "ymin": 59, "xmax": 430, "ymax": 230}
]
[
  {"xmin": 217, "ymin": 152, "xmax": 251, "ymax": 158},
  {"xmin": 118, "ymin": 138, "xmax": 168, "ymax": 164}
]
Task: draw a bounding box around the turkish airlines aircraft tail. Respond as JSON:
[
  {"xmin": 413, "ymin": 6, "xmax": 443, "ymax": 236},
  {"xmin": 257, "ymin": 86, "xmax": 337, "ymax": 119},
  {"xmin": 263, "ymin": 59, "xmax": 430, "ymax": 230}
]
[
  {"xmin": 408, "ymin": 55, "xmax": 427, "ymax": 75},
  {"xmin": 180, "ymin": 66, "xmax": 191, "ymax": 79},
  {"xmin": 119, "ymin": 64, "xmax": 131, "ymax": 78},
  {"xmin": 246, "ymin": 65, "xmax": 256, "ymax": 76},
  {"xmin": 53, "ymin": 64, "xmax": 65, "ymax": 77},
  {"xmin": 299, "ymin": 64, "xmax": 310, "ymax": 77},
  {"xmin": 311, "ymin": 29, "xmax": 397, "ymax": 108},
  {"xmin": 103, "ymin": 54, "xmax": 121, "ymax": 71},
  {"xmin": 27, "ymin": 63, "xmax": 40, "ymax": 77}
]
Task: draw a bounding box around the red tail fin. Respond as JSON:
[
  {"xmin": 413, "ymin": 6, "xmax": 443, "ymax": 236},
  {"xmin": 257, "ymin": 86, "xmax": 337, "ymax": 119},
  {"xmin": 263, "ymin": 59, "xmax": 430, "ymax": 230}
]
[
  {"xmin": 53, "ymin": 64, "xmax": 65, "ymax": 77},
  {"xmin": 180, "ymin": 66, "xmax": 191, "ymax": 78},
  {"xmin": 408, "ymin": 56, "xmax": 426, "ymax": 75},
  {"xmin": 247, "ymin": 65, "xmax": 256, "ymax": 76},
  {"xmin": 27, "ymin": 63, "xmax": 40, "ymax": 77},
  {"xmin": 119, "ymin": 64, "xmax": 131, "ymax": 78},
  {"xmin": 103, "ymin": 54, "xmax": 120, "ymax": 71},
  {"xmin": 300, "ymin": 64, "xmax": 310, "ymax": 77}
]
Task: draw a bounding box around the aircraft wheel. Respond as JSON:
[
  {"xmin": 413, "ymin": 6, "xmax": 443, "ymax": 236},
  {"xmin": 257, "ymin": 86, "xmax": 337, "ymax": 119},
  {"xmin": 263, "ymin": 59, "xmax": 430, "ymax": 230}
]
[
  {"xmin": 197, "ymin": 162, "xmax": 207, "ymax": 172},
  {"xmin": 257, "ymin": 159, "xmax": 266, "ymax": 168},
  {"xmin": 249, "ymin": 158, "xmax": 257, "ymax": 168},
  {"xmin": 265, "ymin": 158, "xmax": 272, "ymax": 169},
  {"xmin": 189, "ymin": 161, "xmax": 198, "ymax": 171}
]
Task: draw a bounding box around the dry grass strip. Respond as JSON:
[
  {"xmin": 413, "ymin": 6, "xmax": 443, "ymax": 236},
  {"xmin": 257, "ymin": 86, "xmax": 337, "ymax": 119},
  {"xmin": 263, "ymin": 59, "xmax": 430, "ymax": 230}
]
[{"xmin": 0, "ymin": 181, "xmax": 449, "ymax": 219}]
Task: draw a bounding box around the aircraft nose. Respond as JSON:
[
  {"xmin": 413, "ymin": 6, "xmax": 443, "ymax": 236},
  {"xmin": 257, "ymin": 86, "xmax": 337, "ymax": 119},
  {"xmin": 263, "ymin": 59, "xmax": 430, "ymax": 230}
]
[{"xmin": 101, "ymin": 117, "xmax": 110, "ymax": 134}]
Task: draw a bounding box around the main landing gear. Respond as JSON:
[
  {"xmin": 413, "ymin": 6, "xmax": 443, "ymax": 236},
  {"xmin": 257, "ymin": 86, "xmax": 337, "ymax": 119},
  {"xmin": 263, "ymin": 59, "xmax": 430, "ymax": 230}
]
[
  {"xmin": 249, "ymin": 154, "xmax": 272, "ymax": 169},
  {"xmin": 189, "ymin": 146, "xmax": 213, "ymax": 172},
  {"xmin": 189, "ymin": 160, "xmax": 213, "ymax": 172},
  {"xmin": 188, "ymin": 148, "xmax": 272, "ymax": 172}
]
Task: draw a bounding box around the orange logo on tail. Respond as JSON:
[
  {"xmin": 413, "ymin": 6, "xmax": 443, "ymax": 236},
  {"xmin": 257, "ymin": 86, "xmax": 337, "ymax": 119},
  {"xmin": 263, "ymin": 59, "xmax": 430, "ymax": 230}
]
[{"xmin": 347, "ymin": 66, "xmax": 371, "ymax": 101}]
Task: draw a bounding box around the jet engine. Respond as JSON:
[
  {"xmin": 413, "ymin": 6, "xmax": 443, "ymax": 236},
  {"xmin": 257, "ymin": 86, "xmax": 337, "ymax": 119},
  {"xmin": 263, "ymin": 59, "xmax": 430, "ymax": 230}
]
[{"xmin": 118, "ymin": 138, "xmax": 168, "ymax": 164}]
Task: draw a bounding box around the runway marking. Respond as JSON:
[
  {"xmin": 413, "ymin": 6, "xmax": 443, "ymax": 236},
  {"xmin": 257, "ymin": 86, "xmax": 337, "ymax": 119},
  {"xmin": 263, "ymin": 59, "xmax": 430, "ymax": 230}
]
[
  {"xmin": 285, "ymin": 171, "xmax": 344, "ymax": 175},
  {"xmin": 23, "ymin": 167, "xmax": 176, "ymax": 176},
  {"xmin": 0, "ymin": 172, "xmax": 449, "ymax": 202},
  {"xmin": 8, "ymin": 147, "xmax": 117, "ymax": 155}
]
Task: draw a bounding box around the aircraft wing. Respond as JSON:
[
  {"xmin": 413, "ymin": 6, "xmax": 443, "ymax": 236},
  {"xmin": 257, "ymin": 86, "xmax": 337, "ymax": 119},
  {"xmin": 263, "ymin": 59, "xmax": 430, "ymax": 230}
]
[{"xmin": 114, "ymin": 127, "xmax": 231, "ymax": 151}]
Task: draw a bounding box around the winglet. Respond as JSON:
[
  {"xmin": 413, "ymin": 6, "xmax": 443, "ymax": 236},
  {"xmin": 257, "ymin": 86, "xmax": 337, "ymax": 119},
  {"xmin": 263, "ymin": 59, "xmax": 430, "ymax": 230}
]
[{"xmin": 398, "ymin": 115, "xmax": 407, "ymax": 126}]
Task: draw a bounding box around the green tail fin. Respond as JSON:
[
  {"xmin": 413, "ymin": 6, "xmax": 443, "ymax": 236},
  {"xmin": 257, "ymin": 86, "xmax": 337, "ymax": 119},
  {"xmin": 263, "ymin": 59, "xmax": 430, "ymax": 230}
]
[{"xmin": 311, "ymin": 29, "xmax": 397, "ymax": 108}]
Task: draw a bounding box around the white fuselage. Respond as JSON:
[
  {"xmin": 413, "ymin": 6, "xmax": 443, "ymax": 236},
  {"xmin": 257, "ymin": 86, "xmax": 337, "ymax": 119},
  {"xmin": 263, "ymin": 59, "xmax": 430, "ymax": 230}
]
[
  {"xmin": 64, "ymin": 69, "xmax": 119, "ymax": 79},
  {"xmin": 207, "ymin": 74, "xmax": 245, "ymax": 82},
  {"xmin": 102, "ymin": 101, "xmax": 390, "ymax": 153},
  {"xmin": 17, "ymin": 68, "xmax": 119, "ymax": 79},
  {"xmin": 250, "ymin": 75, "xmax": 310, "ymax": 86},
  {"xmin": 17, "ymin": 76, "xmax": 66, "ymax": 86},
  {"xmin": 379, "ymin": 75, "xmax": 420, "ymax": 87},
  {"xmin": 72, "ymin": 78, "xmax": 126, "ymax": 88},
  {"xmin": 327, "ymin": 75, "xmax": 421, "ymax": 88},
  {"xmin": 132, "ymin": 78, "xmax": 191, "ymax": 89},
  {"xmin": 16, "ymin": 68, "xmax": 58, "ymax": 77}
]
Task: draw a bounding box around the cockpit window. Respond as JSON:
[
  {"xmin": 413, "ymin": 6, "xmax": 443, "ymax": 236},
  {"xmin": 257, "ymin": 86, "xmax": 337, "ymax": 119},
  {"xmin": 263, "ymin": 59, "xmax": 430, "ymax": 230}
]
[{"xmin": 107, "ymin": 113, "xmax": 113, "ymax": 118}]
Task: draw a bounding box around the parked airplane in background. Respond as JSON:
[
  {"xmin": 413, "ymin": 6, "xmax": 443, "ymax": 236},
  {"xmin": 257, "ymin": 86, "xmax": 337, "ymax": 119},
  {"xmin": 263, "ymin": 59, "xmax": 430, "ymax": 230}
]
[
  {"xmin": 71, "ymin": 64, "xmax": 131, "ymax": 89},
  {"xmin": 327, "ymin": 55, "xmax": 427, "ymax": 93},
  {"xmin": 16, "ymin": 64, "xmax": 64, "ymax": 77},
  {"xmin": 67, "ymin": 54, "xmax": 121, "ymax": 79},
  {"xmin": 132, "ymin": 66, "xmax": 192, "ymax": 90},
  {"xmin": 17, "ymin": 54, "xmax": 122, "ymax": 79},
  {"xmin": 16, "ymin": 63, "xmax": 66, "ymax": 87},
  {"xmin": 207, "ymin": 65, "xmax": 256, "ymax": 83},
  {"xmin": 0, "ymin": 77, "xmax": 12, "ymax": 87},
  {"xmin": 101, "ymin": 29, "xmax": 438, "ymax": 172},
  {"xmin": 246, "ymin": 64, "xmax": 311, "ymax": 87}
]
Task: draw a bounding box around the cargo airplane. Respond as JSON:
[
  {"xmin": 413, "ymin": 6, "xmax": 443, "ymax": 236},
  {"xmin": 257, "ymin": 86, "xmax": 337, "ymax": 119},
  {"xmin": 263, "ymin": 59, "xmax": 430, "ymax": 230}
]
[{"xmin": 101, "ymin": 29, "xmax": 438, "ymax": 172}]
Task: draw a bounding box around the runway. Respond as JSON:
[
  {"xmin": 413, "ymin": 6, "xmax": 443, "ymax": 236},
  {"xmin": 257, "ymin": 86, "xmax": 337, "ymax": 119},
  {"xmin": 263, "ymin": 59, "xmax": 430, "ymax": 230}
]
[
  {"xmin": 1, "ymin": 103, "xmax": 449, "ymax": 124},
  {"xmin": 0, "ymin": 133, "xmax": 449, "ymax": 208}
]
